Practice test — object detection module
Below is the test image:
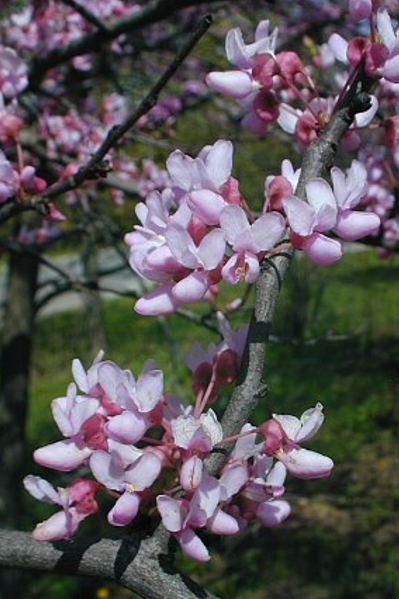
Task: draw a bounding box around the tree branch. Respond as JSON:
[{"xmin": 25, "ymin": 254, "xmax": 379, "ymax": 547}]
[
  {"xmin": 0, "ymin": 529, "xmax": 219, "ymax": 599},
  {"xmin": 207, "ymin": 95, "xmax": 370, "ymax": 475},
  {"xmin": 0, "ymin": 14, "xmax": 213, "ymax": 225},
  {"xmin": 27, "ymin": 0, "xmax": 227, "ymax": 90}
]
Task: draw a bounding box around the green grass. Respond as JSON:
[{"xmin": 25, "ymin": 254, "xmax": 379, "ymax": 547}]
[{"xmin": 26, "ymin": 248, "xmax": 399, "ymax": 599}]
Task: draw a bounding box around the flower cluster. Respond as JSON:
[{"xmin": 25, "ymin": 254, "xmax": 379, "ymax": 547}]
[
  {"xmin": 283, "ymin": 160, "xmax": 381, "ymax": 265},
  {"xmin": 125, "ymin": 141, "xmax": 381, "ymax": 313},
  {"xmin": 125, "ymin": 139, "xmax": 286, "ymax": 315},
  {"xmin": 25, "ymin": 337, "xmax": 333, "ymax": 561}
]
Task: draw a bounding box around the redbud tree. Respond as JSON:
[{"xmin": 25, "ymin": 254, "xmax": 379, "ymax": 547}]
[{"xmin": 0, "ymin": 0, "xmax": 398, "ymax": 598}]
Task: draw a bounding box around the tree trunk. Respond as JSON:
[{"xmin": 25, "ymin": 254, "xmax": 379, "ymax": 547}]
[{"xmin": 0, "ymin": 249, "xmax": 39, "ymax": 526}]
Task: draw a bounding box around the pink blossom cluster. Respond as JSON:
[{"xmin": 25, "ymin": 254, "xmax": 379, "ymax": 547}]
[
  {"xmin": 205, "ymin": 18, "xmax": 381, "ymax": 149},
  {"xmin": 283, "ymin": 160, "xmax": 381, "ymax": 264},
  {"xmin": 125, "ymin": 139, "xmax": 286, "ymax": 315},
  {"xmin": 25, "ymin": 336, "xmax": 333, "ymax": 561},
  {"xmin": 124, "ymin": 141, "xmax": 381, "ymax": 313},
  {"xmin": 0, "ymin": 150, "xmax": 44, "ymax": 203},
  {"xmin": 2, "ymin": 1, "xmax": 135, "ymax": 61}
]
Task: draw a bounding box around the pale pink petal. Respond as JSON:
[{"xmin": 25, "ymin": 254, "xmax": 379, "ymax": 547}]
[
  {"xmin": 384, "ymin": 52, "xmax": 399, "ymax": 83},
  {"xmin": 219, "ymin": 464, "xmax": 248, "ymax": 500},
  {"xmin": 257, "ymin": 499, "xmax": 291, "ymax": 527},
  {"xmin": 207, "ymin": 508, "xmax": 239, "ymax": 535},
  {"xmin": 178, "ymin": 527, "xmax": 210, "ymax": 561},
  {"xmin": 273, "ymin": 414, "xmax": 301, "ymax": 439},
  {"xmin": 171, "ymin": 271, "xmax": 209, "ymax": 303},
  {"xmin": 205, "ymin": 140, "xmax": 234, "ymax": 189},
  {"xmin": 265, "ymin": 461, "xmax": 287, "ymax": 490},
  {"xmin": 34, "ymin": 440, "xmax": 92, "ymax": 471},
  {"xmin": 189, "ymin": 473, "xmax": 221, "ymax": 523},
  {"xmin": 145, "ymin": 245, "xmax": 181, "ymax": 274},
  {"xmin": 90, "ymin": 450, "xmax": 125, "ymax": 490},
  {"xmin": 166, "ymin": 150, "xmax": 195, "ymax": 191},
  {"xmin": 172, "ymin": 415, "xmax": 200, "ymax": 449},
  {"xmin": 108, "ymin": 491, "xmax": 140, "ymax": 526},
  {"xmin": 107, "ymin": 439, "xmax": 142, "ymax": 467},
  {"xmin": 32, "ymin": 510, "xmax": 79, "ymax": 541},
  {"xmin": 135, "ymin": 282, "xmax": 179, "ymax": 316},
  {"xmin": 220, "ymin": 205, "xmax": 251, "ymax": 246},
  {"xmin": 280, "ymin": 447, "xmax": 334, "ymax": 479},
  {"xmin": 52, "ymin": 392, "xmax": 99, "ymax": 438},
  {"xmin": 302, "ymin": 233, "xmax": 342, "ymax": 265},
  {"xmin": 226, "ymin": 27, "xmax": 252, "ymax": 68},
  {"xmin": 164, "ymin": 225, "xmax": 199, "ymax": 269},
  {"xmin": 283, "ymin": 196, "xmax": 315, "ymax": 236},
  {"xmin": 376, "ymin": 9, "xmax": 397, "ymax": 49},
  {"xmin": 106, "ymin": 410, "xmax": 147, "ymax": 444},
  {"xmin": 125, "ymin": 453, "xmax": 162, "ymax": 490},
  {"xmin": 331, "ymin": 161, "xmax": 367, "ymax": 210},
  {"xmin": 328, "ymin": 33, "xmax": 349, "ymax": 63},
  {"xmin": 333, "ymin": 210, "xmax": 380, "ymax": 240},
  {"xmin": 23, "ymin": 475, "xmax": 60, "ymax": 505},
  {"xmin": 306, "ymin": 179, "xmax": 337, "ymax": 230},
  {"xmin": 231, "ymin": 424, "xmax": 258, "ymax": 460},
  {"xmin": 72, "ymin": 359, "xmax": 89, "ymax": 392},
  {"xmin": 157, "ymin": 496, "xmax": 184, "ymax": 532},
  {"xmin": 187, "ymin": 190, "xmax": 226, "ymax": 226},
  {"xmin": 197, "ymin": 229, "xmax": 226, "ymax": 269},
  {"xmin": 200, "ymin": 410, "xmax": 223, "ymax": 446},
  {"xmin": 206, "ymin": 70, "xmax": 253, "ymax": 99},
  {"xmin": 277, "ymin": 103, "xmax": 300, "ymax": 134},
  {"xmin": 180, "ymin": 455, "xmax": 203, "ymax": 491},
  {"xmin": 355, "ymin": 95, "xmax": 378, "ymax": 127},
  {"xmin": 251, "ymin": 212, "xmax": 285, "ymax": 250},
  {"xmin": 296, "ymin": 403, "xmax": 325, "ymax": 443},
  {"xmin": 134, "ymin": 370, "xmax": 163, "ymax": 412}
]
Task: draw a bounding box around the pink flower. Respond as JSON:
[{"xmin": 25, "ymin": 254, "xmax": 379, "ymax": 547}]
[
  {"xmin": 90, "ymin": 451, "xmax": 161, "ymax": 526},
  {"xmin": 283, "ymin": 161, "xmax": 380, "ymax": 264},
  {"xmin": 0, "ymin": 45, "xmax": 27, "ymax": 99},
  {"xmin": 220, "ymin": 205, "xmax": 285, "ymax": 283},
  {"xmin": 157, "ymin": 473, "xmax": 231, "ymax": 562},
  {"xmin": 171, "ymin": 409, "xmax": 223, "ymax": 453},
  {"xmin": 267, "ymin": 404, "xmax": 334, "ymax": 480},
  {"xmin": 24, "ymin": 476, "xmax": 100, "ymax": 541}
]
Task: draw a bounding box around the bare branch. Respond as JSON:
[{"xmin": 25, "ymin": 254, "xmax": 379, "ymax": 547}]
[
  {"xmin": 0, "ymin": 529, "xmax": 219, "ymax": 599},
  {"xmin": 27, "ymin": 0, "xmax": 228, "ymax": 89}
]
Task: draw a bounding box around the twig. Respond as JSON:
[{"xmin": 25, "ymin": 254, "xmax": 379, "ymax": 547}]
[
  {"xmin": 0, "ymin": 14, "xmax": 213, "ymax": 224},
  {"xmin": 59, "ymin": 0, "xmax": 110, "ymax": 33}
]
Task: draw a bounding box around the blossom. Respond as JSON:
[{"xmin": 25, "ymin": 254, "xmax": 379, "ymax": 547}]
[
  {"xmin": 0, "ymin": 45, "xmax": 27, "ymax": 99},
  {"xmin": 261, "ymin": 404, "xmax": 334, "ymax": 480},
  {"xmin": 171, "ymin": 409, "xmax": 223, "ymax": 452},
  {"xmin": 283, "ymin": 161, "xmax": 380, "ymax": 264},
  {"xmin": 90, "ymin": 451, "xmax": 162, "ymax": 526},
  {"xmin": 24, "ymin": 476, "xmax": 100, "ymax": 541},
  {"xmin": 220, "ymin": 205, "xmax": 285, "ymax": 283}
]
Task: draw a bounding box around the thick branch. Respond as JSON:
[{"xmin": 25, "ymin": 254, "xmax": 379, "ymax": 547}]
[{"xmin": 0, "ymin": 530, "xmax": 219, "ymax": 599}]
